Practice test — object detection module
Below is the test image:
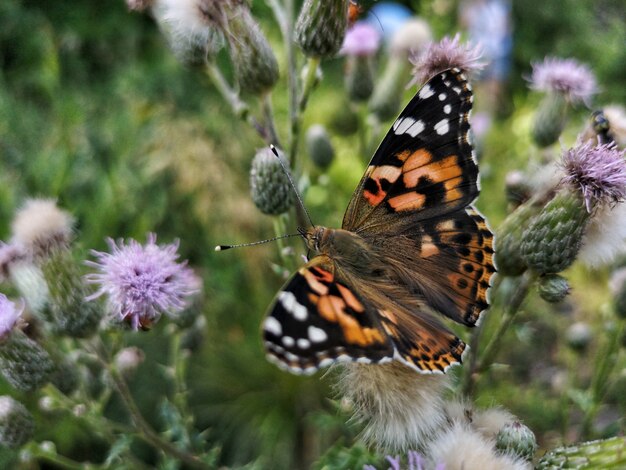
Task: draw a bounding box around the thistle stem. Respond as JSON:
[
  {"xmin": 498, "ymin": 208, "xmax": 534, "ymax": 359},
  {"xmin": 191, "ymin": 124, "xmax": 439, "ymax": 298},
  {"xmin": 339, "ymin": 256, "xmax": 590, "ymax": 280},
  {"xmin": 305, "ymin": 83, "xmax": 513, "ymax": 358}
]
[
  {"xmin": 27, "ymin": 442, "xmax": 102, "ymax": 470},
  {"xmin": 290, "ymin": 56, "xmax": 321, "ymax": 165},
  {"xmin": 262, "ymin": 93, "xmax": 281, "ymax": 147}
]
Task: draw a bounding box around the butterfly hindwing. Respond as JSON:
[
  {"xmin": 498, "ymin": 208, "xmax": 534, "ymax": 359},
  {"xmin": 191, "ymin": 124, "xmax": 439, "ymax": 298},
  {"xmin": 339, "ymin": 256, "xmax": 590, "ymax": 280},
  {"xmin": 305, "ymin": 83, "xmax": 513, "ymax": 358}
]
[
  {"xmin": 343, "ymin": 68, "xmax": 477, "ymax": 232},
  {"xmin": 262, "ymin": 256, "xmax": 394, "ymax": 375}
]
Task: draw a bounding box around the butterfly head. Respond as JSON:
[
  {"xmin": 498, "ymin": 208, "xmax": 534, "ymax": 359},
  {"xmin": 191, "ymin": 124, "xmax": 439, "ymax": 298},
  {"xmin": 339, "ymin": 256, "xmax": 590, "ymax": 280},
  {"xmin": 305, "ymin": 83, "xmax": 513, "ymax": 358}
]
[{"xmin": 298, "ymin": 226, "xmax": 328, "ymax": 253}]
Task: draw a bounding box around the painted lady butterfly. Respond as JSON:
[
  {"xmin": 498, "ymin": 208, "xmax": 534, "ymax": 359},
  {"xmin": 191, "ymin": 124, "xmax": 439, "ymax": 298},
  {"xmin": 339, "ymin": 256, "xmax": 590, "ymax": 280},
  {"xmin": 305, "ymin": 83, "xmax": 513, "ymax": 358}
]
[{"xmin": 263, "ymin": 68, "xmax": 496, "ymax": 375}]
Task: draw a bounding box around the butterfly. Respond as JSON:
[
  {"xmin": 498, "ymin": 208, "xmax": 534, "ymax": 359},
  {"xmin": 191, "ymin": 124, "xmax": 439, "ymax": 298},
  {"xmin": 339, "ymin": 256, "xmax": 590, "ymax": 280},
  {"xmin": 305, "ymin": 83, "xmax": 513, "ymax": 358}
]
[{"xmin": 262, "ymin": 68, "xmax": 496, "ymax": 375}]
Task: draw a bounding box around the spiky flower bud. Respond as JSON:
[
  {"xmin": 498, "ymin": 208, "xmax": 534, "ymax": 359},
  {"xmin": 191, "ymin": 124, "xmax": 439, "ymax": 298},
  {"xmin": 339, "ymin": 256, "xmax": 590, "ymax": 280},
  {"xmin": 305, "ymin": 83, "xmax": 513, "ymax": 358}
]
[
  {"xmin": 520, "ymin": 188, "xmax": 589, "ymax": 274},
  {"xmin": 42, "ymin": 249, "xmax": 101, "ymax": 337},
  {"xmin": 250, "ymin": 147, "xmax": 294, "ymax": 215},
  {"xmin": 566, "ymin": 322, "xmax": 592, "ymax": 352},
  {"xmin": 11, "ymin": 199, "xmax": 74, "ymax": 260},
  {"xmin": 226, "ymin": 3, "xmax": 279, "ymax": 95},
  {"xmin": 0, "ymin": 295, "xmax": 53, "ymax": 391},
  {"xmin": 0, "ymin": 397, "xmax": 34, "ymax": 448},
  {"xmin": 495, "ymin": 198, "xmax": 543, "ymax": 276},
  {"xmin": 408, "ymin": 33, "xmax": 484, "ymax": 88},
  {"xmin": 295, "ymin": 0, "xmax": 349, "ymax": 58},
  {"xmin": 306, "ymin": 125, "xmax": 335, "ymax": 170},
  {"xmin": 531, "ymin": 92, "xmax": 568, "ymax": 148},
  {"xmin": 495, "ymin": 421, "xmax": 537, "ymax": 462},
  {"xmin": 610, "ymin": 268, "xmax": 626, "ymax": 319},
  {"xmin": 536, "ymin": 436, "xmax": 626, "ymax": 469},
  {"xmin": 538, "ymin": 274, "xmax": 570, "ymax": 303}
]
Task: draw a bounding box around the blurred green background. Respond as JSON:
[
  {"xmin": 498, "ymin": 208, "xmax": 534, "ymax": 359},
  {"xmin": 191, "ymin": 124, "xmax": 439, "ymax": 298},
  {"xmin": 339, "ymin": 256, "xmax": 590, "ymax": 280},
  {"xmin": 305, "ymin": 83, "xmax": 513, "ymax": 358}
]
[{"xmin": 1, "ymin": 0, "xmax": 625, "ymax": 468}]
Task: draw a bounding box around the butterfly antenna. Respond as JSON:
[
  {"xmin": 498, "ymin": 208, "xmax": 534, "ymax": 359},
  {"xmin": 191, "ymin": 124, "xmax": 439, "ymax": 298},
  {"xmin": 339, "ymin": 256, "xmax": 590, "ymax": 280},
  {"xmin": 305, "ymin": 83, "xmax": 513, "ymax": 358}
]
[
  {"xmin": 270, "ymin": 145, "xmax": 315, "ymax": 228},
  {"xmin": 215, "ymin": 233, "xmax": 302, "ymax": 251}
]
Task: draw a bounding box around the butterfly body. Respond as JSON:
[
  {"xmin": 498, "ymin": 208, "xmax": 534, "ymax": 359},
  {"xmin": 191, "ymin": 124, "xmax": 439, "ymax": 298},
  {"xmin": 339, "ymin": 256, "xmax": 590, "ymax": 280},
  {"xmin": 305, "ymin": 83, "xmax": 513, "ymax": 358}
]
[{"xmin": 263, "ymin": 69, "xmax": 496, "ymax": 375}]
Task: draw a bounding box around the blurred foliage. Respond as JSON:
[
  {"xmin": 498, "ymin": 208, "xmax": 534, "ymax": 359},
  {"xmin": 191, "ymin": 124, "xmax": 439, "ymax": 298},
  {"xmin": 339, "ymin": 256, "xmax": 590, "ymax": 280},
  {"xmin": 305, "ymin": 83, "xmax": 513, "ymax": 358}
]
[{"xmin": 0, "ymin": 0, "xmax": 625, "ymax": 468}]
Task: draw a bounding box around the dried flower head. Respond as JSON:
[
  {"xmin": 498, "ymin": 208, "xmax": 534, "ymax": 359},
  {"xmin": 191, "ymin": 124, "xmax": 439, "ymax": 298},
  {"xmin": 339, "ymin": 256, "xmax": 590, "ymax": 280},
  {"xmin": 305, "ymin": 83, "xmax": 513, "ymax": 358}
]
[
  {"xmin": 0, "ymin": 242, "xmax": 27, "ymax": 282},
  {"xmin": 341, "ymin": 22, "xmax": 381, "ymax": 57},
  {"xmin": 86, "ymin": 234, "xmax": 200, "ymax": 330},
  {"xmin": 0, "ymin": 294, "xmax": 23, "ymax": 339},
  {"xmin": 560, "ymin": 141, "xmax": 626, "ymax": 211},
  {"xmin": 578, "ymin": 202, "xmax": 626, "ymax": 268},
  {"xmin": 409, "ymin": 33, "xmax": 484, "ymax": 87},
  {"xmin": 11, "ymin": 199, "xmax": 74, "ymax": 258},
  {"xmin": 529, "ymin": 57, "xmax": 597, "ymax": 104}
]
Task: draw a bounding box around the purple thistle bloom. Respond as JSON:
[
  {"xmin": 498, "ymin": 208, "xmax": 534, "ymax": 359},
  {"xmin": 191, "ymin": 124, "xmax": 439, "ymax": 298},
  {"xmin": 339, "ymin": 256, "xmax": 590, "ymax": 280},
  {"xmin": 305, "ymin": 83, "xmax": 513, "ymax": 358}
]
[
  {"xmin": 341, "ymin": 22, "xmax": 381, "ymax": 56},
  {"xmin": 0, "ymin": 294, "xmax": 23, "ymax": 339},
  {"xmin": 529, "ymin": 57, "xmax": 597, "ymax": 104},
  {"xmin": 385, "ymin": 455, "xmax": 401, "ymax": 470},
  {"xmin": 408, "ymin": 33, "xmax": 484, "ymax": 87},
  {"xmin": 561, "ymin": 141, "xmax": 626, "ymax": 211},
  {"xmin": 85, "ymin": 234, "xmax": 200, "ymax": 330}
]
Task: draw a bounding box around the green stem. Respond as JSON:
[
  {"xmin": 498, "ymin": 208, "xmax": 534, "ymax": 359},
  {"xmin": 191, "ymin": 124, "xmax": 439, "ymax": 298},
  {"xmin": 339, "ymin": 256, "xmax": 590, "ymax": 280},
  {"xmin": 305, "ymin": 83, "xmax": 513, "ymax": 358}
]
[
  {"xmin": 290, "ymin": 56, "xmax": 321, "ymax": 165},
  {"xmin": 27, "ymin": 442, "xmax": 101, "ymax": 470},
  {"xmin": 472, "ymin": 270, "xmax": 537, "ymax": 382},
  {"xmin": 170, "ymin": 329, "xmax": 194, "ymax": 445},
  {"xmin": 262, "ymin": 93, "xmax": 281, "ymax": 147},
  {"xmin": 266, "ymin": 0, "xmax": 287, "ymax": 34}
]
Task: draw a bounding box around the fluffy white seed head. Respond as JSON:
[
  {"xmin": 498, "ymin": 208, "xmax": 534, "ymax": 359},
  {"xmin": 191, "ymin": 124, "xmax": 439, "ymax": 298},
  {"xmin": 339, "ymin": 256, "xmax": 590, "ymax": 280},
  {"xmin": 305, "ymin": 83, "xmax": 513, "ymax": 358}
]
[{"xmin": 579, "ymin": 202, "xmax": 626, "ymax": 268}]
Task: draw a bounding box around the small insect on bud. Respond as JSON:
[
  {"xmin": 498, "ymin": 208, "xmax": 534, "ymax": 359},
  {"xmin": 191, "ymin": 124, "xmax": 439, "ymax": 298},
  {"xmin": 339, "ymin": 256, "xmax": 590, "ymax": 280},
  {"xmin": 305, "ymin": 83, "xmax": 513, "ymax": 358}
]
[
  {"xmin": 250, "ymin": 147, "xmax": 294, "ymax": 216},
  {"xmin": 295, "ymin": 0, "xmax": 350, "ymax": 58},
  {"xmin": 495, "ymin": 421, "xmax": 538, "ymax": 462},
  {"xmin": 0, "ymin": 396, "xmax": 34, "ymax": 448}
]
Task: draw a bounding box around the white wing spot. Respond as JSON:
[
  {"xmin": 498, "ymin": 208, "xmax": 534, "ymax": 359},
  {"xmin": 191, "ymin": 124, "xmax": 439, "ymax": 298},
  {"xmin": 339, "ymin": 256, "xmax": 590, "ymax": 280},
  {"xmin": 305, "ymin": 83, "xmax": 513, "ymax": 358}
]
[
  {"xmin": 438, "ymin": 93, "xmax": 447, "ymax": 101},
  {"xmin": 308, "ymin": 326, "xmax": 328, "ymax": 343},
  {"xmin": 444, "ymin": 104, "xmax": 452, "ymax": 114},
  {"xmin": 453, "ymin": 86, "xmax": 462, "ymax": 95},
  {"xmin": 279, "ymin": 291, "xmax": 308, "ymax": 321},
  {"xmin": 263, "ymin": 317, "xmax": 282, "ymax": 336},
  {"xmin": 406, "ymin": 119, "xmax": 425, "ymax": 137},
  {"xmin": 435, "ymin": 119, "xmax": 450, "ymax": 135},
  {"xmin": 419, "ymin": 84, "xmax": 434, "ymax": 99},
  {"xmin": 297, "ymin": 338, "xmax": 311, "ymax": 349},
  {"xmin": 394, "ymin": 117, "xmax": 415, "ymax": 135},
  {"xmin": 282, "ymin": 336, "xmax": 295, "ymax": 347}
]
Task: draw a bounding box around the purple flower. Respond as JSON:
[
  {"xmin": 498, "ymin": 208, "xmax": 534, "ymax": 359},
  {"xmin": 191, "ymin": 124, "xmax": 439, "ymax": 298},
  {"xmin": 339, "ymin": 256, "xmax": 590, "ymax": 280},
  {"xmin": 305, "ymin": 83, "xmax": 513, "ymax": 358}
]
[
  {"xmin": 85, "ymin": 234, "xmax": 200, "ymax": 330},
  {"xmin": 0, "ymin": 294, "xmax": 23, "ymax": 338},
  {"xmin": 341, "ymin": 22, "xmax": 381, "ymax": 56},
  {"xmin": 529, "ymin": 57, "xmax": 597, "ymax": 104},
  {"xmin": 561, "ymin": 142, "xmax": 626, "ymax": 211},
  {"xmin": 385, "ymin": 455, "xmax": 401, "ymax": 470},
  {"xmin": 408, "ymin": 33, "xmax": 484, "ymax": 87}
]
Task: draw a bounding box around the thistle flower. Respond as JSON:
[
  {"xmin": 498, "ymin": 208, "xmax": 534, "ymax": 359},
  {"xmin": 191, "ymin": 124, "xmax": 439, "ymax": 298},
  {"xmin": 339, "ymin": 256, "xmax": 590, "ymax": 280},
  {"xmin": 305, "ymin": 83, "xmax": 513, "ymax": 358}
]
[
  {"xmin": 366, "ymin": 451, "xmax": 443, "ymax": 470},
  {"xmin": 152, "ymin": 0, "xmax": 224, "ymax": 63},
  {"xmin": 296, "ymin": 0, "xmax": 350, "ymax": 58},
  {"xmin": 529, "ymin": 57, "xmax": 597, "ymax": 105},
  {"xmin": 335, "ymin": 362, "xmax": 450, "ymax": 450},
  {"xmin": 408, "ymin": 34, "xmax": 484, "ymax": 87},
  {"xmin": 85, "ymin": 234, "xmax": 200, "ymax": 330},
  {"xmin": 0, "ymin": 294, "xmax": 54, "ymax": 391},
  {"xmin": 250, "ymin": 147, "xmax": 294, "ymax": 216},
  {"xmin": 0, "ymin": 242, "xmax": 27, "ymax": 283},
  {"xmin": 11, "ymin": 199, "xmax": 74, "ymax": 259},
  {"xmin": 341, "ymin": 22, "xmax": 382, "ymax": 57},
  {"xmin": 342, "ymin": 22, "xmax": 381, "ymax": 103},
  {"xmin": 389, "ymin": 18, "xmax": 432, "ymax": 58},
  {"xmin": 0, "ymin": 396, "xmax": 34, "ymax": 448},
  {"xmin": 561, "ymin": 142, "xmax": 626, "ymax": 211}
]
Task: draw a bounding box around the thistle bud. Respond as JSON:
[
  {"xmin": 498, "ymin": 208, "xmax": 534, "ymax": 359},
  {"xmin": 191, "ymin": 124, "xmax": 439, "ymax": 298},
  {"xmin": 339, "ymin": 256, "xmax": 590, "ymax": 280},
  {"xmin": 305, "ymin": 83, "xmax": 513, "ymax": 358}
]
[
  {"xmin": 520, "ymin": 188, "xmax": 590, "ymax": 274},
  {"xmin": 495, "ymin": 421, "xmax": 537, "ymax": 462},
  {"xmin": 0, "ymin": 295, "xmax": 53, "ymax": 391},
  {"xmin": 329, "ymin": 99, "xmax": 359, "ymax": 136},
  {"xmin": 226, "ymin": 3, "xmax": 279, "ymax": 95},
  {"xmin": 0, "ymin": 397, "xmax": 34, "ymax": 448},
  {"xmin": 538, "ymin": 274, "xmax": 570, "ymax": 303},
  {"xmin": 537, "ymin": 436, "xmax": 626, "ymax": 469},
  {"xmin": 531, "ymin": 92, "xmax": 568, "ymax": 148},
  {"xmin": 566, "ymin": 322, "xmax": 592, "ymax": 353},
  {"xmin": 250, "ymin": 147, "xmax": 294, "ymax": 216},
  {"xmin": 295, "ymin": 0, "xmax": 349, "ymax": 58},
  {"xmin": 342, "ymin": 23, "xmax": 381, "ymax": 103},
  {"xmin": 306, "ymin": 124, "xmax": 335, "ymax": 170}
]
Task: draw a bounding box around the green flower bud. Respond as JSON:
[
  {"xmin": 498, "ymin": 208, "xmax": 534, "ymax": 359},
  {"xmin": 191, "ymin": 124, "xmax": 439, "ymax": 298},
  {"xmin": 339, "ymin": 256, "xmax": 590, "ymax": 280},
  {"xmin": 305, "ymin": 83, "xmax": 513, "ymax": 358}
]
[
  {"xmin": 495, "ymin": 421, "xmax": 537, "ymax": 462},
  {"xmin": 227, "ymin": 5, "xmax": 279, "ymax": 94},
  {"xmin": 0, "ymin": 397, "xmax": 34, "ymax": 448},
  {"xmin": 295, "ymin": 0, "xmax": 349, "ymax": 58},
  {"xmin": 369, "ymin": 56, "xmax": 409, "ymax": 121},
  {"xmin": 306, "ymin": 124, "xmax": 335, "ymax": 170},
  {"xmin": 538, "ymin": 274, "xmax": 571, "ymax": 303},
  {"xmin": 536, "ymin": 436, "xmax": 626, "ymax": 469},
  {"xmin": 532, "ymin": 93, "xmax": 569, "ymax": 148},
  {"xmin": 520, "ymin": 189, "xmax": 590, "ymax": 274},
  {"xmin": 328, "ymin": 99, "xmax": 359, "ymax": 136},
  {"xmin": 42, "ymin": 249, "xmax": 101, "ymax": 337},
  {"xmin": 250, "ymin": 148, "xmax": 294, "ymax": 216},
  {"xmin": 346, "ymin": 56, "xmax": 375, "ymax": 103},
  {"xmin": 566, "ymin": 322, "xmax": 592, "ymax": 353},
  {"xmin": 495, "ymin": 199, "xmax": 543, "ymax": 276},
  {"xmin": 0, "ymin": 330, "xmax": 53, "ymax": 391}
]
